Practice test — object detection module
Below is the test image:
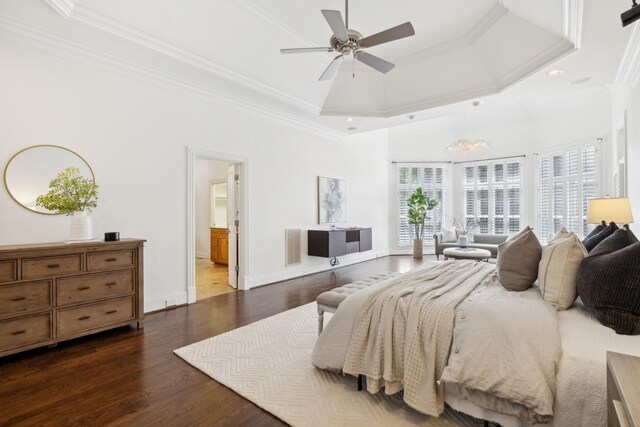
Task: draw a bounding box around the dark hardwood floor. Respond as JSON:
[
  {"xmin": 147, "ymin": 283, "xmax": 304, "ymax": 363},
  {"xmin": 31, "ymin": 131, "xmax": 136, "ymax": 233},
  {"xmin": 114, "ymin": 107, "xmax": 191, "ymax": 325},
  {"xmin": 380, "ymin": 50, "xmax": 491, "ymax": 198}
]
[{"xmin": 0, "ymin": 255, "xmax": 429, "ymax": 427}]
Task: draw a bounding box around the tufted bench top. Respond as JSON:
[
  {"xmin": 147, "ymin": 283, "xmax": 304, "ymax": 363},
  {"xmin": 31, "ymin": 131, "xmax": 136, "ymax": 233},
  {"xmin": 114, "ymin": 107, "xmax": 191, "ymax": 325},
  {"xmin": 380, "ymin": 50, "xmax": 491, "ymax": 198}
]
[{"xmin": 316, "ymin": 272, "xmax": 401, "ymax": 308}]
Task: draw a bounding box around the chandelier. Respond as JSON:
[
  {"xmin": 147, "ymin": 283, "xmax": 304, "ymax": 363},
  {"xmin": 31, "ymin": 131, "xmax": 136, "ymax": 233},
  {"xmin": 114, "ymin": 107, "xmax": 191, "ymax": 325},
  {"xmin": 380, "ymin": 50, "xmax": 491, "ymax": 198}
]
[{"xmin": 447, "ymin": 139, "xmax": 490, "ymax": 153}]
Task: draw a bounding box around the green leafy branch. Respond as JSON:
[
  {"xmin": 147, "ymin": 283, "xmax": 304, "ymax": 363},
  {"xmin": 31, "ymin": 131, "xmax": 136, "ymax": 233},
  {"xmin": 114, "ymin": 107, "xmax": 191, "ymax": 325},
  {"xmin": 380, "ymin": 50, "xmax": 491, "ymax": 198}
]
[
  {"xmin": 407, "ymin": 187, "xmax": 438, "ymax": 240},
  {"xmin": 35, "ymin": 167, "xmax": 99, "ymax": 215}
]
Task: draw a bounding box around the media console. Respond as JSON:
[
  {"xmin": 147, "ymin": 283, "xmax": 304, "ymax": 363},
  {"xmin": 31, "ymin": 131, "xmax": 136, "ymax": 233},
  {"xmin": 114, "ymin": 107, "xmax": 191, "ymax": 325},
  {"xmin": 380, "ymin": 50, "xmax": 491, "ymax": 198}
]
[{"xmin": 308, "ymin": 228, "xmax": 372, "ymax": 266}]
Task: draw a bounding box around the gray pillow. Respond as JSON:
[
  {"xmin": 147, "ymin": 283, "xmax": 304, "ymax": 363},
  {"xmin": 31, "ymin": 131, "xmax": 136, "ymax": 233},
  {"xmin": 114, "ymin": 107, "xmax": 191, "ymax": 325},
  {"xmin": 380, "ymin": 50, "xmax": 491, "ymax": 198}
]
[
  {"xmin": 497, "ymin": 228, "xmax": 543, "ymax": 291},
  {"xmin": 583, "ymin": 222, "xmax": 619, "ymax": 252},
  {"xmin": 577, "ymin": 228, "xmax": 640, "ymax": 335}
]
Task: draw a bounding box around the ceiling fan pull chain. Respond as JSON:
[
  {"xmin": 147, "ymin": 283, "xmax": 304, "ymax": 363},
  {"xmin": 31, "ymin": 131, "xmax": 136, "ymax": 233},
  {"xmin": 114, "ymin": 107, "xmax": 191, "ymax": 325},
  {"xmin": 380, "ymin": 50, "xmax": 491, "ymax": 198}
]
[{"xmin": 353, "ymin": 56, "xmax": 355, "ymax": 79}]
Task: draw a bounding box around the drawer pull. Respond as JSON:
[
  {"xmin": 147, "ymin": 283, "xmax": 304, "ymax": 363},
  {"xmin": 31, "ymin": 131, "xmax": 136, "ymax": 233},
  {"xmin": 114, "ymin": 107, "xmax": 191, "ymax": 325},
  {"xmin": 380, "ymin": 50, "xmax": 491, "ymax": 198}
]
[
  {"xmin": 105, "ymin": 282, "xmax": 117, "ymax": 286},
  {"xmin": 47, "ymin": 263, "xmax": 60, "ymax": 269},
  {"xmin": 11, "ymin": 296, "xmax": 27, "ymax": 301},
  {"xmin": 11, "ymin": 330, "xmax": 26, "ymax": 335},
  {"xmin": 106, "ymin": 258, "xmax": 117, "ymax": 262},
  {"xmin": 78, "ymin": 286, "xmax": 91, "ymax": 291},
  {"xmin": 106, "ymin": 309, "xmax": 118, "ymax": 315},
  {"xmin": 78, "ymin": 315, "xmax": 91, "ymax": 320}
]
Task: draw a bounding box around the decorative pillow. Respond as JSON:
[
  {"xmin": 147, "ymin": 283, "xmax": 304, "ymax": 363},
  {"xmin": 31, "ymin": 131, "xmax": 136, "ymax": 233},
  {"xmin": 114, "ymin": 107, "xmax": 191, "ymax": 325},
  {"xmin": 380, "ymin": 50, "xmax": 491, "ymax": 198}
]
[
  {"xmin": 441, "ymin": 227, "xmax": 457, "ymax": 243},
  {"xmin": 548, "ymin": 227, "xmax": 570, "ymax": 244},
  {"xmin": 583, "ymin": 220, "xmax": 607, "ymax": 240},
  {"xmin": 497, "ymin": 228, "xmax": 542, "ymax": 291},
  {"xmin": 506, "ymin": 226, "xmax": 531, "ymax": 242},
  {"xmin": 582, "ymin": 222, "xmax": 619, "ymax": 252},
  {"xmin": 577, "ymin": 228, "xmax": 640, "ymax": 335},
  {"xmin": 538, "ymin": 233, "xmax": 587, "ymax": 310}
]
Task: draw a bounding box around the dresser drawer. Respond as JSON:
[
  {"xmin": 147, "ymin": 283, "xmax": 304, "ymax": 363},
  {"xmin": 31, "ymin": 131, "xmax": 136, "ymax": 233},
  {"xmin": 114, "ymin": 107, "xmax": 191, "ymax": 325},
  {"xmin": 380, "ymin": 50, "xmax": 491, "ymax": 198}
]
[
  {"xmin": 0, "ymin": 312, "xmax": 52, "ymax": 353},
  {"xmin": 57, "ymin": 296, "xmax": 135, "ymax": 337},
  {"xmin": 22, "ymin": 255, "xmax": 82, "ymax": 280},
  {"xmin": 0, "ymin": 260, "xmax": 18, "ymax": 284},
  {"xmin": 57, "ymin": 270, "xmax": 134, "ymax": 306},
  {"xmin": 87, "ymin": 250, "xmax": 134, "ymax": 271},
  {"xmin": 0, "ymin": 280, "xmax": 52, "ymax": 316}
]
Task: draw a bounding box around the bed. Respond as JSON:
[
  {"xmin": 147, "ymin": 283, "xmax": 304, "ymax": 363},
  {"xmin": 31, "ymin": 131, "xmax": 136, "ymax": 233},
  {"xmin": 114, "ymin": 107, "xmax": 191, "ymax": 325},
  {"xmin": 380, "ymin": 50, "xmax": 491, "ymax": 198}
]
[{"xmin": 311, "ymin": 260, "xmax": 640, "ymax": 426}]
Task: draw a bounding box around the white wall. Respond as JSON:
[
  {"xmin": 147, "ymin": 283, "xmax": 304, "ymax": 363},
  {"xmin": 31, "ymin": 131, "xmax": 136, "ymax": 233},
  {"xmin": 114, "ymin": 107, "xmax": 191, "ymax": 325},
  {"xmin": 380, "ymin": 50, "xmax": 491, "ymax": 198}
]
[
  {"xmin": 0, "ymin": 41, "xmax": 390, "ymax": 311},
  {"xmin": 611, "ymin": 83, "xmax": 640, "ymax": 221},
  {"xmin": 195, "ymin": 158, "xmax": 228, "ymax": 258},
  {"xmin": 387, "ymin": 95, "xmax": 612, "ymax": 250}
]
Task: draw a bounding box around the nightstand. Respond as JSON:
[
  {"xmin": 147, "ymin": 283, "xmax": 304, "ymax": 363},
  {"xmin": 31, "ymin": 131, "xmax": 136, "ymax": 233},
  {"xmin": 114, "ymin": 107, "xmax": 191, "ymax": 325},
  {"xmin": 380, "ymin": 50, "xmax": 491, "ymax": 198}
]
[{"xmin": 607, "ymin": 351, "xmax": 640, "ymax": 427}]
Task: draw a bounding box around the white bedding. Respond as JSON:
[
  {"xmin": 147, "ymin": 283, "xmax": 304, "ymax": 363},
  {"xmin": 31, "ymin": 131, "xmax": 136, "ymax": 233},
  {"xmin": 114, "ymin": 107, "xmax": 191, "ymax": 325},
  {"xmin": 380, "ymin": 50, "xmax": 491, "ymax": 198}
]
[{"xmin": 312, "ymin": 264, "xmax": 640, "ymax": 426}]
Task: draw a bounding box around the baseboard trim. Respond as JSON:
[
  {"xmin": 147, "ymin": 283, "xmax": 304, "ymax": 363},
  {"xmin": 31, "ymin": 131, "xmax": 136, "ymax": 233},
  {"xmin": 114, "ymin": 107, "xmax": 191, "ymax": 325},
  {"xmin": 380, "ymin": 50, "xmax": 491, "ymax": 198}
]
[
  {"xmin": 245, "ymin": 250, "xmax": 390, "ymax": 289},
  {"xmin": 195, "ymin": 251, "xmax": 209, "ymax": 259},
  {"xmin": 144, "ymin": 291, "xmax": 189, "ymax": 313}
]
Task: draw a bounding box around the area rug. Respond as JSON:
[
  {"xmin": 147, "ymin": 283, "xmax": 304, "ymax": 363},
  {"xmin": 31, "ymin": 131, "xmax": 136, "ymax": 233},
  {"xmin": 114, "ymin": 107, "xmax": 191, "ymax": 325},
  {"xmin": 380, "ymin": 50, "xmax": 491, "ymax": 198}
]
[{"xmin": 174, "ymin": 303, "xmax": 483, "ymax": 427}]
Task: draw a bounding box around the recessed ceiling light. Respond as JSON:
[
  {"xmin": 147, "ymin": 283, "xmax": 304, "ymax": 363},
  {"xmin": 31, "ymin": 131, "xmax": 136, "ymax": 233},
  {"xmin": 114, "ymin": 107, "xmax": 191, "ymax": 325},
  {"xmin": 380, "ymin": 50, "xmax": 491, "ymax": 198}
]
[
  {"xmin": 407, "ymin": 115, "xmax": 415, "ymax": 120},
  {"xmin": 346, "ymin": 117, "xmax": 354, "ymax": 122},
  {"xmin": 472, "ymin": 100, "xmax": 483, "ymax": 107},
  {"xmin": 569, "ymin": 77, "xmax": 591, "ymax": 86},
  {"xmin": 348, "ymin": 126, "xmax": 357, "ymax": 131},
  {"xmin": 545, "ymin": 70, "xmax": 564, "ymax": 78}
]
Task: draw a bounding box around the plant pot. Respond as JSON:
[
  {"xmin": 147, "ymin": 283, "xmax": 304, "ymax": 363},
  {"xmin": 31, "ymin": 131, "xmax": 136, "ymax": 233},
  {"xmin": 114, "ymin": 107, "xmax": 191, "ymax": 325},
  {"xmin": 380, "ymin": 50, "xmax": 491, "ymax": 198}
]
[
  {"xmin": 69, "ymin": 211, "xmax": 93, "ymax": 241},
  {"xmin": 458, "ymin": 235, "xmax": 469, "ymax": 248},
  {"xmin": 413, "ymin": 238, "xmax": 423, "ymax": 259}
]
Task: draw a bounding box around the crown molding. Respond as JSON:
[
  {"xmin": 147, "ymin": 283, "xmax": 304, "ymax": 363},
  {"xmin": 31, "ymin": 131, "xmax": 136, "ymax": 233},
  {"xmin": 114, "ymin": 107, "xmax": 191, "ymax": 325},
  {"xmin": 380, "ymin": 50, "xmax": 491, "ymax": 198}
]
[
  {"xmin": 615, "ymin": 23, "xmax": 640, "ymax": 88},
  {"xmin": 466, "ymin": 3, "xmax": 509, "ymax": 44},
  {"xmin": 495, "ymin": 39, "xmax": 575, "ymax": 90},
  {"xmin": 43, "ymin": 0, "xmax": 79, "ymax": 19},
  {"xmin": 68, "ymin": 5, "xmax": 322, "ymax": 116},
  {"xmin": 563, "ymin": 0, "xmax": 583, "ymax": 48},
  {"xmin": 0, "ymin": 16, "xmax": 342, "ymax": 141}
]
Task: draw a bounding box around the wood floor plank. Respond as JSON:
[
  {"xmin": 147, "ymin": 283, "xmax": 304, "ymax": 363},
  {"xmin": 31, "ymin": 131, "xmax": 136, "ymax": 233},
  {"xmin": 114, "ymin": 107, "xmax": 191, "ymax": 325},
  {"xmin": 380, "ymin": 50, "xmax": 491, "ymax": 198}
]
[{"xmin": 0, "ymin": 255, "xmax": 428, "ymax": 426}]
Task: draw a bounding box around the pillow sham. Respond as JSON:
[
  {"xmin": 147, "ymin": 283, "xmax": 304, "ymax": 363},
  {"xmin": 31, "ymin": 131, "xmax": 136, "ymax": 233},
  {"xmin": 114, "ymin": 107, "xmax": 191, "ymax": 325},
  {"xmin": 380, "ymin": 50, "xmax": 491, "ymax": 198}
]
[
  {"xmin": 441, "ymin": 227, "xmax": 457, "ymax": 243},
  {"xmin": 583, "ymin": 220, "xmax": 607, "ymax": 241},
  {"xmin": 577, "ymin": 228, "xmax": 640, "ymax": 335},
  {"xmin": 497, "ymin": 227, "xmax": 542, "ymax": 291},
  {"xmin": 538, "ymin": 233, "xmax": 586, "ymax": 310},
  {"xmin": 582, "ymin": 222, "xmax": 618, "ymax": 252},
  {"xmin": 548, "ymin": 227, "xmax": 570, "ymax": 244},
  {"xmin": 506, "ymin": 226, "xmax": 531, "ymax": 242}
]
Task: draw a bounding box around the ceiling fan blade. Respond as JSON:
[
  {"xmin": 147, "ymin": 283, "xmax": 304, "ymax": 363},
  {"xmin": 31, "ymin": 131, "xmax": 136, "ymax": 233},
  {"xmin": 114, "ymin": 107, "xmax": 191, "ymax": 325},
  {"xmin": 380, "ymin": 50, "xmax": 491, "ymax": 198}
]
[
  {"xmin": 321, "ymin": 10, "xmax": 349, "ymax": 42},
  {"xmin": 280, "ymin": 47, "xmax": 334, "ymax": 54},
  {"xmin": 359, "ymin": 22, "xmax": 415, "ymax": 48},
  {"xmin": 356, "ymin": 51, "xmax": 395, "ymax": 74},
  {"xmin": 319, "ymin": 55, "xmax": 344, "ymax": 81}
]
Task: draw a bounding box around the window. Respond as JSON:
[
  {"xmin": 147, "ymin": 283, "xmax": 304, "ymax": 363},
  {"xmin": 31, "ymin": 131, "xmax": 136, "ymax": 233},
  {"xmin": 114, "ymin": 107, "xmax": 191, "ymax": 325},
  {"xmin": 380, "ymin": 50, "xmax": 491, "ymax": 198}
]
[
  {"xmin": 538, "ymin": 143, "xmax": 598, "ymax": 243},
  {"xmin": 396, "ymin": 164, "xmax": 447, "ymax": 246},
  {"xmin": 461, "ymin": 159, "xmax": 522, "ymax": 234}
]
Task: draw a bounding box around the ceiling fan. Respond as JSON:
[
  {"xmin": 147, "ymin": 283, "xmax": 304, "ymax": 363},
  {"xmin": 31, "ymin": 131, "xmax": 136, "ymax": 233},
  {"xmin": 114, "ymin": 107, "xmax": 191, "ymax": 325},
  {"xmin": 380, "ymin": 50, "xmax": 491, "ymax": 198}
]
[{"xmin": 280, "ymin": 0, "xmax": 415, "ymax": 81}]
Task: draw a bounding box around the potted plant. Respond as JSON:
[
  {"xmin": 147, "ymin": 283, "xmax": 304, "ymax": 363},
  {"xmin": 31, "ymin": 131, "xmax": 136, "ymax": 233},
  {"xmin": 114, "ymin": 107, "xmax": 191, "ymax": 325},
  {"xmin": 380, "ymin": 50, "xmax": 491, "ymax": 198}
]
[
  {"xmin": 36, "ymin": 166, "xmax": 99, "ymax": 241},
  {"xmin": 451, "ymin": 217, "xmax": 480, "ymax": 248},
  {"xmin": 407, "ymin": 187, "xmax": 438, "ymax": 259}
]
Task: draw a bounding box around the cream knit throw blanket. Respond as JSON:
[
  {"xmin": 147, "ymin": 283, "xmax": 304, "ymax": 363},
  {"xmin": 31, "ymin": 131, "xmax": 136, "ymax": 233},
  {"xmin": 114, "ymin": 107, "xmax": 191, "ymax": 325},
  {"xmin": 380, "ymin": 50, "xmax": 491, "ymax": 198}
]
[{"xmin": 343, "ymin": 260, "xmax": 496, "ymax": 416}]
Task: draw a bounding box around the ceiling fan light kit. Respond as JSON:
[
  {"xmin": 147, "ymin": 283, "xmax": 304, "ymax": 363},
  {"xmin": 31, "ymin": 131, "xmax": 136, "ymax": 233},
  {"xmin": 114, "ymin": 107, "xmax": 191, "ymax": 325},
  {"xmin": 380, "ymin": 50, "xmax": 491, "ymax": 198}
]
[{"xmin": 280, "ymin": 0, "xmax": 415, "ymax": 81}]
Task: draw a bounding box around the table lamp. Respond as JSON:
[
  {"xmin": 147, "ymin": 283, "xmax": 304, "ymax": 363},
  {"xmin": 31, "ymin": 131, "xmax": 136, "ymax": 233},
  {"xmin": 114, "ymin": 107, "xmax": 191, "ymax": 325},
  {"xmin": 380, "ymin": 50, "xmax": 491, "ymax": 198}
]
[{"xmin": 587, "ymin": 197, "xmax": 634, "ymax": 227}]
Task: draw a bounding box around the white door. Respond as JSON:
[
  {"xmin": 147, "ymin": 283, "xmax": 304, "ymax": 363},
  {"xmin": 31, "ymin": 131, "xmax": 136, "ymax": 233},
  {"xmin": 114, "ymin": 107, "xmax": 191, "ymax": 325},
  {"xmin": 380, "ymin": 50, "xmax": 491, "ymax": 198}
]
[{"xmin": 227, "ymin": 164, "xmax": 239, "ymax": 289}]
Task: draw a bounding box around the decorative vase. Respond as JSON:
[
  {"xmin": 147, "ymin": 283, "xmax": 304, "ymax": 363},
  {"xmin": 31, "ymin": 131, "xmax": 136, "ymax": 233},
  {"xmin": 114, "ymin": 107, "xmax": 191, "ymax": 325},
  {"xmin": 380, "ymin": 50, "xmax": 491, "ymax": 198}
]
[
  {"xmin": 458, "ymin": 235, "xmax": 469, "ymax": 248},
  {"xmin": 413, "ymin": 238, "xmax": 423, "ymax": 259},
  {"xmin": 69, "ymin": 211, "xmax": 93, "ymax": 241}
]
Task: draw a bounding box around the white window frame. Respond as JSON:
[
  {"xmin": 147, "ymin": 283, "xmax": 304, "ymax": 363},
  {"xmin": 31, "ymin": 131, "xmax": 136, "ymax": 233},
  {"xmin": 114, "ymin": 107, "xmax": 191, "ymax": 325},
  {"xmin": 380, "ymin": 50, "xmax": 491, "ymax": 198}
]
[
  {"xmin": 395, "ymin": 163, "xmax": 448, "ymax": 247},
  {"xmin": 459, "ymin": 158, "xmax": 523, "ymax": 235},
  {"xmin": 536, "ymin": 141, "xmax": 601, "ymax": 243}
]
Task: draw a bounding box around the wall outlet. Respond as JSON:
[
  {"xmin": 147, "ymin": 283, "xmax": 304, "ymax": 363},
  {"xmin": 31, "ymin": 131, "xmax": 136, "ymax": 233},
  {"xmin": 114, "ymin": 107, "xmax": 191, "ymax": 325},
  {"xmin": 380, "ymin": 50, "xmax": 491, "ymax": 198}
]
[{"xmin": 165, "ymin": 298, "xmax": 177, "ymax": 308}]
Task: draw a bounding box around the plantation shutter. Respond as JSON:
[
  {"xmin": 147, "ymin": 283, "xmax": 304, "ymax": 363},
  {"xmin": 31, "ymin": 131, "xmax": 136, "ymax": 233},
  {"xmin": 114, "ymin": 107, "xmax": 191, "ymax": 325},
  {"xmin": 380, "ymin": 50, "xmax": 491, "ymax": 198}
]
[
  {"xmin": 537, "ymin": 143, "xmax": 598, "ymax": 243},
  {"xmin": 460, "ymin": 158, "xmax": 522, "ymax": 235},
  {"xmin": 396, "ymin": 163, "xmax": 447, "ymax": 247}
]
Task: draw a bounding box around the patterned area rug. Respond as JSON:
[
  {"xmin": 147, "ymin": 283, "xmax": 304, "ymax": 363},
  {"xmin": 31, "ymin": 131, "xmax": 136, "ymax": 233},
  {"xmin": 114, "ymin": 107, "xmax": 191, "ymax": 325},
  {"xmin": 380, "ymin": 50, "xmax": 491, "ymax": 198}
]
[{"xmin": 174, "ymin": 303, "xmax": 484, "ymax": 427}]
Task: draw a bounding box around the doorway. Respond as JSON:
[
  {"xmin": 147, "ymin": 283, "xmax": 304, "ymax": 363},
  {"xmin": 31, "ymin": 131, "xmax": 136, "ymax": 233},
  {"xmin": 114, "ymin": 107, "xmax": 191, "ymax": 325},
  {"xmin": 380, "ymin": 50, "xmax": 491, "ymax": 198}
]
[{"xmin": 188, "ymin": 148, "xmax": 247, "ymax": 303}]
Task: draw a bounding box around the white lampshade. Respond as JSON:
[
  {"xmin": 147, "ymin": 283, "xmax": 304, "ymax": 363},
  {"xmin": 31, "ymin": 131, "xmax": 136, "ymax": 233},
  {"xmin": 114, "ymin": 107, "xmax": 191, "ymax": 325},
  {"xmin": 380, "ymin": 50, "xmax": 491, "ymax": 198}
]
[{"xmin": 586, "ymin": 197, "xmax": 634, "ymax": 224}]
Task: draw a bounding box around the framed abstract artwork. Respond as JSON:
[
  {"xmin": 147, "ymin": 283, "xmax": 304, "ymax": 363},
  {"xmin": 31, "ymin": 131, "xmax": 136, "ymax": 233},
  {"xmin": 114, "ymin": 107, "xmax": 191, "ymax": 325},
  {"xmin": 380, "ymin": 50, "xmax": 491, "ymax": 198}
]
[{"xmin": 318, "ymin": 176, "xmax": 347, "ymax": 224}]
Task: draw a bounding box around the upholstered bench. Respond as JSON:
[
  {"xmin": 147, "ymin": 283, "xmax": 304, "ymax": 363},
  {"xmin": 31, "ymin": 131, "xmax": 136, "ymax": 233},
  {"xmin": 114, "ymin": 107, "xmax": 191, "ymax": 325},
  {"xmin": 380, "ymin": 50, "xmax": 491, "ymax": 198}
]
[{"xmin": 316, "ymin": 271, "xmax": 401, "ymax": 335}]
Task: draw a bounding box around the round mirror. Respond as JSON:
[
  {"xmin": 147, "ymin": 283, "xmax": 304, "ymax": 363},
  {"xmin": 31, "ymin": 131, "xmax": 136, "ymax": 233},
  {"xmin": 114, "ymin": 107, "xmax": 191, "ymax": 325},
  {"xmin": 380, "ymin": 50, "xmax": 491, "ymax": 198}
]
[{"xmin": 4, "ymin": 145, "xmax": 95, "ymax": 215}]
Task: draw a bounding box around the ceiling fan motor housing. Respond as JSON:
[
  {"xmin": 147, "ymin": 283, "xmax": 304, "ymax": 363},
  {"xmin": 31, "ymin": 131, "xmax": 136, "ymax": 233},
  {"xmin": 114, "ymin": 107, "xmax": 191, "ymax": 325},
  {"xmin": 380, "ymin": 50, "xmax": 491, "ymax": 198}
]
[{"xmin": 330, "ymin": 30, "xmax": 363, "ymax": 55}]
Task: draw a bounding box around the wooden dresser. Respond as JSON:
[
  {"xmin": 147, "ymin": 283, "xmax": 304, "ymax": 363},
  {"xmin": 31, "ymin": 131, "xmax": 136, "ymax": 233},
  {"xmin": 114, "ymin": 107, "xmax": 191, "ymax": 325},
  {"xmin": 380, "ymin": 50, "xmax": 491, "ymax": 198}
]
[
  {"xmin": 0, "ymin": 239, "xmax": 145, "ymax": 357},
  {"xmin": 210, "ymin": 228, "xmax": 229, "ymax": 265}
]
